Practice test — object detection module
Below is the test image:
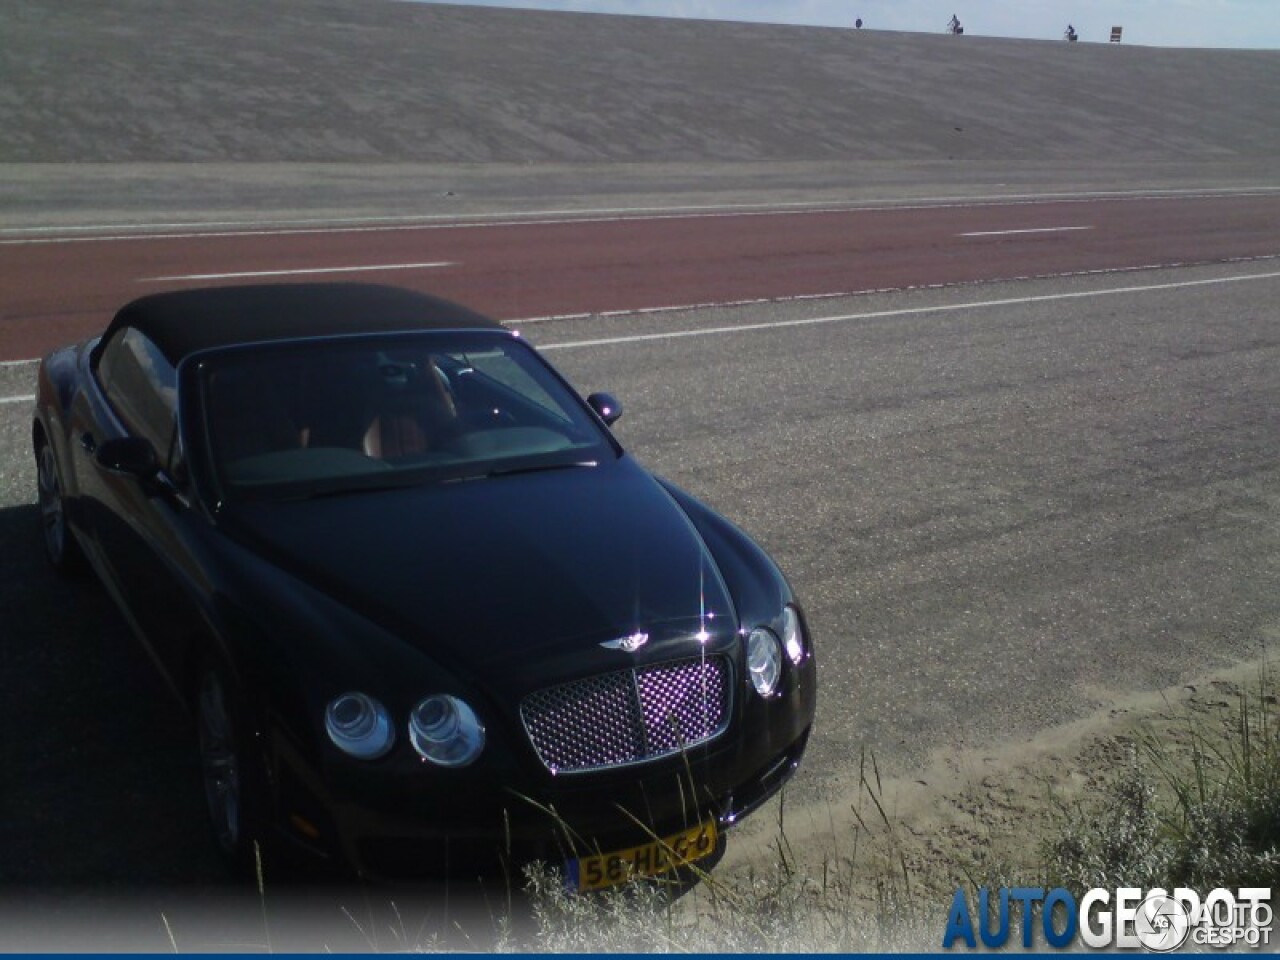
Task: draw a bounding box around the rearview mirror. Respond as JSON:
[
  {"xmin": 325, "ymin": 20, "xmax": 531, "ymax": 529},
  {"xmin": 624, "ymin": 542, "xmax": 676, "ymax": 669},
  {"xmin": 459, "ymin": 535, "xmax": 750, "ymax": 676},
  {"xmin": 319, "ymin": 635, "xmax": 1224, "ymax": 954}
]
[{"xmin": 587, "ymin": 392, "xmax": 623, "ymax": 426}]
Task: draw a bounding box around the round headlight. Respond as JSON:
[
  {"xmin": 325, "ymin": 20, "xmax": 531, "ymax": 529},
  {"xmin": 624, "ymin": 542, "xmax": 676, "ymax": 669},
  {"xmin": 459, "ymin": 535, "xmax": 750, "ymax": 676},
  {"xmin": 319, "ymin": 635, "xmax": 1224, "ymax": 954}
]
[
  {"xmin": 747, "ymin": 627, "xmax": 783, "ymax": 698},
  {"xmin": 409, "ymin": 694, "xmax": 485, "ymax": 767},
  {"xmin": 782, "ymin": 605, "xmax": 806, "ymax": 665},
  {"xmin": 325, "ymin": 692, "xmax": 394, "ymax": 759}
]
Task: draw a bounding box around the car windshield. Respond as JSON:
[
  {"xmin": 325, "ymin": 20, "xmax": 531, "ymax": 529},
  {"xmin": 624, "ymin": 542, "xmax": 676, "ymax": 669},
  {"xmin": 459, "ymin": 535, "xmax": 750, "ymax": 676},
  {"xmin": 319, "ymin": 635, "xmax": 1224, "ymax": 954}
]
[{"xmin": 193, "ymin": 331, "xmax": 616, "ymax": 500}]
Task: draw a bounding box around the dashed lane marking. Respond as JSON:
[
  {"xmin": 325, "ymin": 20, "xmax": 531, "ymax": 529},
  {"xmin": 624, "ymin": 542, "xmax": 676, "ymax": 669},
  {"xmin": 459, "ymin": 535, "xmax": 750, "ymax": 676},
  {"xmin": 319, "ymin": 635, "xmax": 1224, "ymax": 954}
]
[
  {"xmin": 140, "ymin": 261, "xmax": 454, "ymax": 282},
  {"xmin": 960, "ymin": 226, "xmax": 1093, "ymax": 237}
]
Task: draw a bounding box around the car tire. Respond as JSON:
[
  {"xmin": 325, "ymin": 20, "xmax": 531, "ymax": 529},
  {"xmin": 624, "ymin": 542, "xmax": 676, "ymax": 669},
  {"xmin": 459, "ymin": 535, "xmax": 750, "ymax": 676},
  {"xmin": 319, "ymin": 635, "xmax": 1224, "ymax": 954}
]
[
  {"xmin": 35, "ymin": 438, "xmax": 85, "ymax": 575},
  {"xmin": 195, "ymin": 659, "xmax": 274, "ymax": 881}
]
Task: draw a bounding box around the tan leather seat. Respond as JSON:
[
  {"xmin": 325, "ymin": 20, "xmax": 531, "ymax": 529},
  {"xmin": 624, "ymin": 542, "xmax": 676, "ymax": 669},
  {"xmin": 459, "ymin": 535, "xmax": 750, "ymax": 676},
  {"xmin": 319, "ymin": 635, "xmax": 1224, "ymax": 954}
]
[{"xmin": 362, "ymin": 357, "xmax": 457, "ymax": 460}]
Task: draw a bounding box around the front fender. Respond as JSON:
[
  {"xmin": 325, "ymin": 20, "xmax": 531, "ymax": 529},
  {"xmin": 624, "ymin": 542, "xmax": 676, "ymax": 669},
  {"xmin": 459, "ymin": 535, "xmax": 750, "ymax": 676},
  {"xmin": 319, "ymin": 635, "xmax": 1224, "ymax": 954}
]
[
  {"xmin": 656, "ymin": 478, "xmax": 796, "ymax": 630},
  {"xmin": 199, "ymin": 529, "xmax": 492, "ymax": 767}
]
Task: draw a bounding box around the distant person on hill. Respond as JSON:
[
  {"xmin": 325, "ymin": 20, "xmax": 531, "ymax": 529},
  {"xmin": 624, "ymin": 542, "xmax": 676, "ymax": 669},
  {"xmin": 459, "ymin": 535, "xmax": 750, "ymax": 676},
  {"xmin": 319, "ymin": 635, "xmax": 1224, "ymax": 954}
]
[
  {"xmin": 855, "ymin": 17, "xmax": 863, "ymax": 29},
  {"xmin": 948, "ymin": 14, "xmax": 964, "ymax": 35},
  {"xmin": 1065, "ymin": 24, "xmax": 1078, "ymax": 41}
]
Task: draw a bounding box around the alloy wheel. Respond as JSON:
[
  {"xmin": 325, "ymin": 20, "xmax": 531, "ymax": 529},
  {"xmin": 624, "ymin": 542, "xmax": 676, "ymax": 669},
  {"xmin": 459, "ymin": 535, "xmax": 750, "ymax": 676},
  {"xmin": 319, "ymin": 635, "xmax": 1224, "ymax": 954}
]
[{"xmin": 36, "ymin": 443, "xmax": 67, "ymax": 567}]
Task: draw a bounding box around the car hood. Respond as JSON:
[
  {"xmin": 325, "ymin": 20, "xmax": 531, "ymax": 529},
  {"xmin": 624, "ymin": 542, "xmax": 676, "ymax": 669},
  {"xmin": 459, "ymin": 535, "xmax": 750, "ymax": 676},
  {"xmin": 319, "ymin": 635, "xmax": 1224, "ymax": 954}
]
[{"xmin": 221, "ymin": 458, "xmax": 737, "ymax": 675}]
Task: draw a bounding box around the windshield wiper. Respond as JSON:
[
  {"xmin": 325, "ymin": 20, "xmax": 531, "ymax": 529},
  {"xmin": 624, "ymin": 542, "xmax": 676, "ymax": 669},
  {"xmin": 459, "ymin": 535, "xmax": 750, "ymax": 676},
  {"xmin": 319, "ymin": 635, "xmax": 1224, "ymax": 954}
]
[
  {"xmin": 259, "ymin": 460, "xmax": 599, "ymax": 498},
  {"xmin": 285, "ymin": 471, "xmax": 441, "ymax": 501},
  {"xmin": 462, "ymin": 460, "xmax": 599, "ymax": 481}
]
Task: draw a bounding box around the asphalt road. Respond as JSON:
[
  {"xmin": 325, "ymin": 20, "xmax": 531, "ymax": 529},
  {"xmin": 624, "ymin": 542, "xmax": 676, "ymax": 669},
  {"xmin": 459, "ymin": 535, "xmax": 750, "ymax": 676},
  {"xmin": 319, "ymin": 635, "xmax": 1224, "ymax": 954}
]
[
  {"xmin": 3, "ymin": 189, "xmax": 1278, "ymax": 362},
  {"xmin": 2, "ymin": 197, "xmax": 1280, "ymax": 948}
]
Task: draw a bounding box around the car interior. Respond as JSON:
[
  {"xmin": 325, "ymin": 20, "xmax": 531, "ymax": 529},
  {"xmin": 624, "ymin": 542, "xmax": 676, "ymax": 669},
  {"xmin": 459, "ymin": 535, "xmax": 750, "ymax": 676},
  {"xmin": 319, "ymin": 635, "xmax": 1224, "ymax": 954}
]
[{"xmin": 203, "ymin": 342, "xmax": 601, "ymax": 491}]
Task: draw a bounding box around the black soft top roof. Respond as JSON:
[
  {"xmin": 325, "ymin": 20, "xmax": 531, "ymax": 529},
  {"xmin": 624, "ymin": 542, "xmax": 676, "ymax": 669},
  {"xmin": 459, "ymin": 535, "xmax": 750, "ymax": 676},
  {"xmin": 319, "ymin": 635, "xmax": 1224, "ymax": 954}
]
[{"xmin": 103, "ymin": 284, "xmax": 504, "ymax": 364}]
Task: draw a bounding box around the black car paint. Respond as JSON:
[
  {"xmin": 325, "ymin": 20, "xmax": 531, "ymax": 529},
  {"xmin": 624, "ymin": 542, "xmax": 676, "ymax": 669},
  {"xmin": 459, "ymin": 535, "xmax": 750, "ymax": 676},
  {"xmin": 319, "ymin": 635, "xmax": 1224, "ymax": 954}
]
[
  {"xmin": 221, "ymin": 461, "xmax": 735, "ymax": 674},
  {"xmin": 32, "ymin": 287, "xmax": 816, "ymax": 881}
]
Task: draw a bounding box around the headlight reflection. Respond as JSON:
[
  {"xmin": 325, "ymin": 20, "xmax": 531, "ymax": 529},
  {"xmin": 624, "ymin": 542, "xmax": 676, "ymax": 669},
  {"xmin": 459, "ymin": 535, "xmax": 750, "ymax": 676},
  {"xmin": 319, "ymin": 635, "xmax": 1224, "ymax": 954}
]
[
  {"xmin": 782, "ymin": 605, "xmax": 806, "ymax": 664},
  {"xmin": 747, "ymin": 628, "xmax": 783, "ymax": 698},
  {"xmin": 409, "ymin": 694, "xmax": 486, "ymax": 767},
  {"xmin": 325, "ymin": 692, "xmax": 395, "ymax": 759}
]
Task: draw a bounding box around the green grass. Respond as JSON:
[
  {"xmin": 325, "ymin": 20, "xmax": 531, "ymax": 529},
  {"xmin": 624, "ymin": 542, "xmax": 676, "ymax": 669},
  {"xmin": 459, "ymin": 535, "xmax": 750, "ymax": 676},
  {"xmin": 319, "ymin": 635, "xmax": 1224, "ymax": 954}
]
[{"xmin": 1043, "ymin": 667, "xmax": 1280, "ymax": 893}]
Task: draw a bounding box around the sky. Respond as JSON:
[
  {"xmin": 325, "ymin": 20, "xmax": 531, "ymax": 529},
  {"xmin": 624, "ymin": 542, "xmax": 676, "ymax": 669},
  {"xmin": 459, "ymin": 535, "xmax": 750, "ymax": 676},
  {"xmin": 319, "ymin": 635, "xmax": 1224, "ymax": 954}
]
[{"xmin": 408, "ymin": 0, "xmax": 1280, "ymax": 49}]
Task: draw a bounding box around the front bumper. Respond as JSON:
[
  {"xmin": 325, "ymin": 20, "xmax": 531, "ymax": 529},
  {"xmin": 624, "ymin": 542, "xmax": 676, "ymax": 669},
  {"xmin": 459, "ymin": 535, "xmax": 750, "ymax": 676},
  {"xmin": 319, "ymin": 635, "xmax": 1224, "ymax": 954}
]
[
  {"xmin": 268, "ymin": 627, "xmax": 817, "ymax": 882},
  {"xmin": 357, "ymin": 726, "xmax": 809, "ymax": 880},
  {"xmin": 273, "ymin": 718, "xmax": 812, "ymax": 882}
]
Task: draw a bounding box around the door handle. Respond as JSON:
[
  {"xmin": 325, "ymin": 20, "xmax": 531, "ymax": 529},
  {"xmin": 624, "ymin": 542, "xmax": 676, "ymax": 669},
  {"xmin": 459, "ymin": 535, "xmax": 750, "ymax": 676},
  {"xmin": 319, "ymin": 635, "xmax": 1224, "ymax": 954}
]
[{"xmin": 79, "ymin": 432, "xmax": 97, "ymax": 454}]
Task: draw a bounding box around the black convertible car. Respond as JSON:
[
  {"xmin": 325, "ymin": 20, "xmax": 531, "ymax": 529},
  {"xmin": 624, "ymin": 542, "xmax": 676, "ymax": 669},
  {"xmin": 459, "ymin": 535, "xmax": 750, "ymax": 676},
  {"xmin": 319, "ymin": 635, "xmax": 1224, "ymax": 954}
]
[{"xmin": 32, "ymin": 284, "xmax": 815, "ymax": 887}]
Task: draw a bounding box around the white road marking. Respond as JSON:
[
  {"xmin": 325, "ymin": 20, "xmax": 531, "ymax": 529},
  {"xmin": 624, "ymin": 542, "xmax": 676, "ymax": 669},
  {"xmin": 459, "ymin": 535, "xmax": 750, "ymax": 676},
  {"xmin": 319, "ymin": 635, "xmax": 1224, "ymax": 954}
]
[
  {"xmin": 519, "ymin": 254, "xmax": 1280, "ymax": 324},
  {"xmin": 0, "ymin": 394, "xmax": 33, "ymax": 405},
  {"xmin": 3, "ymin": 262, "xmax": 1278, "ymax": 369},
  {"xmin": 139, "ymin": 261, "xmax": 454, "ymax": 282},
  {"xmin": 2, "ymin": 186, "xmax": 1277, "ymax": 246},
  {"xmin": 537, "ymin": 269, "xmax": 1280, "ymax": 352},
  {"xmin": 960, "ymin": 226, "xmax": 1093, "ymax": 237}
]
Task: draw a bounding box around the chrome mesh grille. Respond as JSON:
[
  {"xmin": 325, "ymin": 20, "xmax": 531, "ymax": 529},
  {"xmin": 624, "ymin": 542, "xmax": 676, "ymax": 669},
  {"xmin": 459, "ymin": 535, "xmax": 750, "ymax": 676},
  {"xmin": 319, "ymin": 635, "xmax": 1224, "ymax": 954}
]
[{"xmin": 520, "ymin": 656, "xmax": 731, "ymax": 774}]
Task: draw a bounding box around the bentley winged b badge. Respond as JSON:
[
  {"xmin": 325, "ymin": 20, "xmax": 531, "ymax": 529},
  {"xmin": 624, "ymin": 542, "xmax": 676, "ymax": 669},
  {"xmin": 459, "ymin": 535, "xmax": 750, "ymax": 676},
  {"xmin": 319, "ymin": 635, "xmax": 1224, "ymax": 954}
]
[{"xmin": 600, "ymin": 631, "xmax": 649, "ymax": 653}]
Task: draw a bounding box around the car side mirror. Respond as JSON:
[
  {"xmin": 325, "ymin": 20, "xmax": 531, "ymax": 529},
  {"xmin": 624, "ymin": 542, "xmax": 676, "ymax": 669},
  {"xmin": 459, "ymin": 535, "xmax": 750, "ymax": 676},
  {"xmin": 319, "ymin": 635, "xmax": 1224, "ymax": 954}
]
[
  {"xmin": 95, "ymin": 436, "xmax": 160, "ymax": 481},
  {"xmin": 587, "ymin": 392, "xmax": 623, "ymax": 426}
]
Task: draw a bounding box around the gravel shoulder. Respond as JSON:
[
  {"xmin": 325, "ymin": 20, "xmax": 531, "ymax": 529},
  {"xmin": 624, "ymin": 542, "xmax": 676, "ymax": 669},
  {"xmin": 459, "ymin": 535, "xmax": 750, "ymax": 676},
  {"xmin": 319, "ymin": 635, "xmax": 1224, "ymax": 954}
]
[{"xmin": 4, "ymin": 159, "xmax": 1278, "ymax": 231}]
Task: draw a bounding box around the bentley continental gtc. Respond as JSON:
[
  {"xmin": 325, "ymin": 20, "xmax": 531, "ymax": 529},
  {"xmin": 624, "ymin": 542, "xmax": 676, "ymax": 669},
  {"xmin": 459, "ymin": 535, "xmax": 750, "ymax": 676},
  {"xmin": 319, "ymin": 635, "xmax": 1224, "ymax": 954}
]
[{"xmin": 32, "ymin": 283, "xmax": 816, "ymax": 887}]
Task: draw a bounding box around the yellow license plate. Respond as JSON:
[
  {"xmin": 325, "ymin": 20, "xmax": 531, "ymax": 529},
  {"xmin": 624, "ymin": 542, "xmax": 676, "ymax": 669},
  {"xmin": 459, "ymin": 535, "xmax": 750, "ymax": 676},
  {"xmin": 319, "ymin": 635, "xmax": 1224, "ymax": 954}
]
[{"xmin": 568, "ymin": 820, "xmax": 718, "ymax": 892}]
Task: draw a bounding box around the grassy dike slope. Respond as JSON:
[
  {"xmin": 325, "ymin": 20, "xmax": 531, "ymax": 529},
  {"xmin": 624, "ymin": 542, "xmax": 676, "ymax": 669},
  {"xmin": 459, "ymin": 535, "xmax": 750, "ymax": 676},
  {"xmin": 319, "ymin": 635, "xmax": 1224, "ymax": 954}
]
[{"xmin": 3, "ymin": 0, "xmax": 1279, "ymax": 166}]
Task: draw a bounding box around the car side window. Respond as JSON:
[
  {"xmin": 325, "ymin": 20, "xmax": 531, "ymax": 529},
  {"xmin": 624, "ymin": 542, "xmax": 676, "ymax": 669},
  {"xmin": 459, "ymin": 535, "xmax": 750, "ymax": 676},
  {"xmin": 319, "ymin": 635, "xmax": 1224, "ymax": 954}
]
[{"xmin": 96, "ymin": 327, "xmax": 182, "ymax": 479}]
